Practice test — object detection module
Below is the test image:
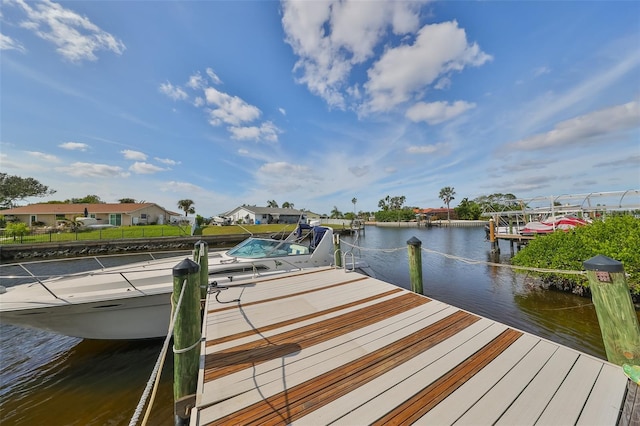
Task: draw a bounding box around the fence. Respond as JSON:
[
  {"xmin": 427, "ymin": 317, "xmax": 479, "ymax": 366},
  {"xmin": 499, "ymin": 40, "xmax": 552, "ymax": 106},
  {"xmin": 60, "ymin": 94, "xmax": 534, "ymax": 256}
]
[{"xmin": 0, "ymin": 225, "xmax": 192, "ymax": 245}]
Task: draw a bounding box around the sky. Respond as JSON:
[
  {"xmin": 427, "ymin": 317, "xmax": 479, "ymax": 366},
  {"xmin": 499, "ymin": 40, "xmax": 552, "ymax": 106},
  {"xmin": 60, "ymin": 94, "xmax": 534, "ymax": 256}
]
[{"xmin": 1, "ymin": 0, "xmax": 639, "ymax": 217}]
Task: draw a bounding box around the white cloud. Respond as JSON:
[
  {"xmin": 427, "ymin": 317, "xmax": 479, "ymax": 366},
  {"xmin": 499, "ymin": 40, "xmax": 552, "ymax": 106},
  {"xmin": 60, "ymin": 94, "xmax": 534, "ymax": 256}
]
[
  {"xmin": 161, "ymin": 180, "xmax": 206, "ymax": 193},
  {"xmin": 406, "ymin": 142, "xmax": 450, "ymax": 154},
  {"xmin": 348, "ymin": 165, "xmax": 370, "ymax": 177},
  {"xmin": 0, "ymin": 33, "xmax": 26, "ymax": 52},
  {"xmin": 8, "ymin": 0, "xmax": 125, "ymax": 62},
  {"xmin": 258, "ymin": 161, "xmax": 311, "ymax": 176},
  {"xmin": 206, "ymin": 68, "xmax": 222, "ymax": 85},
  {"xmin": 228, "ymin": 121, "xmax": 280, "ymax": 142},
  {"xmin": 129, "ymin": 162, "xmax": 165, "ymax": 174},
  {"xmin": 59, "ymin": 141, "xmax": 88, "ymax": 151},
  {"xmin": 159, "ymin": 81, "xmax": 188, "ymax": 101},
  {"xmin": 365, "ymin": 21, "xmax": 492, "ymax": 112},
  {"xmin": 506, "ymin": 101, "xmax": 640, "ymax": 151},
  {"xmin": 204, "ymin": 87, "xmax": 261, "ymax": 126},
  {"xmin": 120, "ymin": 149, "xmax": 147, "ymax": 160},
  {"xmin": 406, "ymin": 100, "xmax": 476, "ymax": 125},
  {"xmin": 281, "ymin": 0, "xmax": 426, "ymax": 109},
  {"xmin": 56, "ymin": 162, "xmax": 129, "ymax": 177},
  {"xmin": 154, "ymin": 157, "xmax": 180, "ymax": 166},
  {"xmin": 533, "ymin": 66, "xmax": 551, "ymax": 77},
  {"xmin": 187, "ymin": 72, "xmax": 205, "ymax": 90},
  {"xmin": 26, "ymin": 151, "xmax": 59, "ymax": 162},
  {"xmin": 279, "ymin": 108, "xmax": 286, "ymax": 116}
]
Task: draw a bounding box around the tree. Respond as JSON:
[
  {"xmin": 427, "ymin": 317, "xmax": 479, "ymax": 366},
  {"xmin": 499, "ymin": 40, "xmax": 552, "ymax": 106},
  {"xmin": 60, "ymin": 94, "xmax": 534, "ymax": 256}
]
[
  {"xmin": 118, "ymin": 198, "xmax": 136, "ymax": 203},
  {"xmin": 282, "ymin": 201, "xmax": 294, "ymax": 209},
  {"xmin": 0, "ymin": 173, "xmax": 56, "ymax": 208},
  {"xmin": 330, "ymin": 206, "xmax": 343, "ymax": 219},
  {"xmin": 439, "ymin": 186, "xmax": 456, "ymax": 221},
  {"xmin": 67, "ymin": 195, "xmax": 103, "ymax": 204},
  {"xmin": 378, "ymin": 195, "xmax": 406, "ymax": 211},
  {"xmin": 352, "ymin": 197, "xmax": 357, "ymax": 215},
  {"xmin": 177, "ymin": 199, "xmax": 195, "ymax": 216},
  {"xmin": 266, "ymin": 200, "xmax": 279, "ymax": 208},
  {"xmin": 474, "ymin": 193, "xmax": 520, "ymax": 213},
  {"xmin": 455, "ymin": 198, "xmax": 482, "ymax": 220}
]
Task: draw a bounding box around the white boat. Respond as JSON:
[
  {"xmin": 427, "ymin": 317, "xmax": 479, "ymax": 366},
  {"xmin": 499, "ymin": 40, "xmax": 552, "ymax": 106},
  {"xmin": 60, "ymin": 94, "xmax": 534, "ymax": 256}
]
[{"xmin": 0, "ymin": 224, "xmax": 338, "ymax": 340}]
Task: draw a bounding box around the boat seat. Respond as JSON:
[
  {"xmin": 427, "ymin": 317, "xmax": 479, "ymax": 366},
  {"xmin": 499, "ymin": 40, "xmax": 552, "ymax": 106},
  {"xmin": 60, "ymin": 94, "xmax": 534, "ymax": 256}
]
[{"xmin": 288, "ymin": 244, "xmax": 309, "ymax": 255}]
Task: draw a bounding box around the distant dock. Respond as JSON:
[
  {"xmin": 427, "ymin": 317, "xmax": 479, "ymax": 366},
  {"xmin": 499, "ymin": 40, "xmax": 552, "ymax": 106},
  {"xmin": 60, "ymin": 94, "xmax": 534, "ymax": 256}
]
[{"xmin": 190, "ymin": 267, "xmax": 630, "ymax": 425}]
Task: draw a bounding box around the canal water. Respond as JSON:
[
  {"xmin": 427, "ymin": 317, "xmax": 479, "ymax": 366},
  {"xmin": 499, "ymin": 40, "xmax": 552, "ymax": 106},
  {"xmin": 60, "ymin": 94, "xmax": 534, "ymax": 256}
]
[{"xmin": 0, "ymin": 226, "xmax": 607, "ymax": 425}]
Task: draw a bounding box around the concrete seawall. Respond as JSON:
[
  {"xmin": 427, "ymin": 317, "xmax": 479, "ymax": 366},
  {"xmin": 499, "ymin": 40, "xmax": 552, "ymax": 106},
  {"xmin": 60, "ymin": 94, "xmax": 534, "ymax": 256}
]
[
  {"xmin": 0, "ymin": 234, "xmax": 267, "ymax": 262},
  {"xmin": 372, "ymin": 220, "xmax": 488, "ymax": 228}
]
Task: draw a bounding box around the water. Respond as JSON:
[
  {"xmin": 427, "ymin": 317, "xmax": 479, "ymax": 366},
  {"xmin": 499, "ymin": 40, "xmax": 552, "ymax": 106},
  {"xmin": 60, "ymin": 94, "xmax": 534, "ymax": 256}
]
[{"xmin": 0, "ymin": 227, "xmax": 607, "ymax": 425}]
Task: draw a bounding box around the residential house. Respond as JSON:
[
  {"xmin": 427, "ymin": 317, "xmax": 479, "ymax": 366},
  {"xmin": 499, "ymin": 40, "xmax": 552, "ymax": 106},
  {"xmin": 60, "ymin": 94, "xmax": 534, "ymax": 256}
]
[
  {"xmin": 224, "ymin": 206, "xmax": 306, "ymax": 225},
  {"xmin": 413, "ymin": 207, "xmax": 457, "ymax": 221},
  {"xmin": 1, "ymin": 203, "xmax": 180, "ymax": 227}
]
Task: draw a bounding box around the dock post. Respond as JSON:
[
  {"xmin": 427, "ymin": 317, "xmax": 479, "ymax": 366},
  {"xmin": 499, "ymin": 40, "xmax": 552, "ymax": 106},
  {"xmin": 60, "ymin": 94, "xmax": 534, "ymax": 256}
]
[
  {"xmin": 407, "ymin": 236, "xmax": 423, "ymax": 295},
  {"xmin": 172, "ymin": 259, "xmax": 201, "ymax": 425},
  {"xmin": 333, "ymin": 234, "xmax": 342, "ymax": 268},
  {"xmin": 193, "ymin": 240, "xmax": 209, "ymax": 300},
  {"xmin": 489, "ymin": 218, "xmax": 500, "ymax": 254},
  {"xmin": 584, "ymin": 255, "xmax": 640, "ymax": 366}
]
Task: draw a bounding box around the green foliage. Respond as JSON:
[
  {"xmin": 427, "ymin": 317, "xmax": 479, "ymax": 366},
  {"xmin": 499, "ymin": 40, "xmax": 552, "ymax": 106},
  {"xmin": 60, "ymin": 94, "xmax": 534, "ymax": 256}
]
[
  {"xmin": 195, "ymin": 214, "xmax": 206, "ymax": 226},
  {"xmin": 378, "ymin": 195, "xmax": 406, "ymax": 211},
  {"xmin": 67, "ymin": 195, "xmax": 103, "ymax": 204},
  {"xmin": 6, "ymin": 222, "xmax": 29, "ymax": 237},
  {"xmin": 455, "ymin": 197, "xmax": 482, "ymax": 220},
  {"xmin": 474, "ymin": 193, "xmax": 520, "ymax": 213},
  {"xmin": 512, "ymin": 216, "xmax": 640, "ymax": 294},
  {"xmin": 177, "ymin": 199, "xmax": 195, "ymax": 216},
  {"xmin": 374, "ymin": 208, "xmax": 415, "ymax": 222},
  {"xmin": 0, "ymin": 173, "xmax": 56, "ymax": 208}
]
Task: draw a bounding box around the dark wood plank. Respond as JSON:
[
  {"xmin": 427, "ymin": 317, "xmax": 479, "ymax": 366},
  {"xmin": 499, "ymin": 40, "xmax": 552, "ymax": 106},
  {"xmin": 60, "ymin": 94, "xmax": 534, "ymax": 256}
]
[
  {"xmin": 205, "ymin": 288, "xmax": 403, "ymax": 347},
  {"xmin": 201, "ymin": 310, "xmax": 480, "ymax": 425}
]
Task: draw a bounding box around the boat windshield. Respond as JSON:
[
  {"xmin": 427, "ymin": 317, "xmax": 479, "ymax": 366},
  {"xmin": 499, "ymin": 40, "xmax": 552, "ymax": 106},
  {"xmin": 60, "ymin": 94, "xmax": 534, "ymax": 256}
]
[{"xmin": 226, "ymin": 238, "xmax": 309, "ymax": 259}]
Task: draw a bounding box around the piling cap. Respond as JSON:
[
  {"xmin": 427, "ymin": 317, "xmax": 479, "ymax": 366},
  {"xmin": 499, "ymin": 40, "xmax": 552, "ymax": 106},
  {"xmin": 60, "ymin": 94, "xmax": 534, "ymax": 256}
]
[
  {"xmin": 194, "ymin": 240, "xmax": 208, "ymax": 247},
  {"xmin": 173, "ymin": 258, "xmax": 200, "ymax": 276},
  {"xmin": 407, "ymin": 236, "xmax": 422, "ymax": 246},
  {"xmin": 583, "ymin": 255, "xmax": 623, "ymax": 273}
]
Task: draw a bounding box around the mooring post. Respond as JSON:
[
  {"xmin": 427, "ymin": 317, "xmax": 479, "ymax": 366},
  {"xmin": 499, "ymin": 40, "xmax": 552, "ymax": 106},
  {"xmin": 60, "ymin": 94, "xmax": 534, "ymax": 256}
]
[
  {"xmin": 172, "ymin": 258, "xmax": 201, "ymax": 425},
  {"xmin": 584, "ymin": 255, "xmax": 640, "ymax": 366},
  {"xmin": 333, "ymin": 234, "xmax": 342, "ymax": 268},
  {"xmin": 407, "ymin": 236, "xmax": 423, "ymax": 295},
  {"xmin": 193, "ymin": 240, "xmax": 209, "ymax": 300},
  {"xmin": 489, "ymin": 218, "xmax": 500, "ymax": 254}
]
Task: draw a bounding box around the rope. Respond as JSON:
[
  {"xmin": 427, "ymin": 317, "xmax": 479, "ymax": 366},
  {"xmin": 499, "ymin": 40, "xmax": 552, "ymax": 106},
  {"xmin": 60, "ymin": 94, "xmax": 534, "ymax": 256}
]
[
  {"xmin": 174, "ymin": 337, "xmax": 203, "ymax": 354},
  {"xmin": 338, "ymin": 238, "xmax": 586, "ymax": 276},
  {"xmin": 129, "ymin": 277, "xmax": 189, "ymax": 426}
]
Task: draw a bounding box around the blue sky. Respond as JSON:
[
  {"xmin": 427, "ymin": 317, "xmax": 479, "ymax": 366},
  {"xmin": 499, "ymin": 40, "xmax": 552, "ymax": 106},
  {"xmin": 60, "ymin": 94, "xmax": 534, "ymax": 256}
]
[{"xmin": 1, "ymin": 0, "xmax": 639, "ymax": 217}]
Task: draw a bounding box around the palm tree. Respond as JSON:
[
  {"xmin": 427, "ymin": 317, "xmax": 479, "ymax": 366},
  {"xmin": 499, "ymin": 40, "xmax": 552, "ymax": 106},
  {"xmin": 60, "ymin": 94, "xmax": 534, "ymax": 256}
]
[
  {"xmin": 282, "ymin": 201, "xmax": 294, "ymax": 209},
  {"xmin": 351, "ymin": 197, "xmax": 357, "ymax": 216},
  {"xmin": 330, "ymin": 206, "xmax": 342, "ymax": 219},
  {"xmin": 177, "ymin": 199, "xmax": 195, "ymax": 216},
  {"xmin": 438, "ymin": 187, "xmax": 456, "ymax": 221},
  {"xmin": 266, "ymin": 200, "xmax": 278, "ymax": 208}
]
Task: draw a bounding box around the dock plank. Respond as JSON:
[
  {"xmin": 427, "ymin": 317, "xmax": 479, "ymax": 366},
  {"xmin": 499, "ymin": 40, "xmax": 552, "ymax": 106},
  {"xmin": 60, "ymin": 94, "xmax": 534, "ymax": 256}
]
[{"xmin": 191, "ymin": 267, "xmax": 628, "ymax": 426}]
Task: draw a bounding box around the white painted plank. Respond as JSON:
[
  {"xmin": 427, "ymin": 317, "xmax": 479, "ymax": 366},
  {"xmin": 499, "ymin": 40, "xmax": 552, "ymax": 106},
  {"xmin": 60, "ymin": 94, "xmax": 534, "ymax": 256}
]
[
  {"xmin": 414, "ymin": 334, "xmax": 542, "ymax": 425},
  {"xmin": 577, "ymin": 362, "xmax": 628, "ymax": 425},
  {"xmin": 199, "ymin": 303, "xmax": 458, "ymax": 407},
  {"xmin": 323, "ymin": 322, "xmax": 509, "ymax": 426},
  {"xmin": 536, "ymin": 355, "xmax": 605, "ymax": 425},
  {"xmin": 492, "ymin": 345, "xmax": 579, "ymax": 425}
]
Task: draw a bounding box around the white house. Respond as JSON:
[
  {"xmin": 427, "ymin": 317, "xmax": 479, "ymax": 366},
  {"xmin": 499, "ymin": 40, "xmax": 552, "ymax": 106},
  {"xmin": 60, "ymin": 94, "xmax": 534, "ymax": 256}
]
[{"xmin": 224, "ymin": 206, "xmax": 306, "ymax": 225}]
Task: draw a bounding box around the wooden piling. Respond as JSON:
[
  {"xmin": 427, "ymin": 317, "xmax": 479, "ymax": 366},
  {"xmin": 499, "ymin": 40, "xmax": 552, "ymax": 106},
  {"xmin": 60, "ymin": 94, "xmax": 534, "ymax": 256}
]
[
  {"xmin": 407, "ymin": 236, "xmax": 423, "ymax": 295},
  {"xmin": 489, "ymin": 218, "xmax": 500, "ymax": 254},
  {"xmin": 193, "ymin": 241, "xmax": 209, "ymax": 300},
  {"xmin": 334, "ymin": 234, "xmax": 342, "ymax": 268},
  {"xmin": 584, "ymin": 255, "xmax": 640, "ymax": 366},
  {"xmin": 172, "ymin": 258, "xmax": 201, "ymax": 425}
]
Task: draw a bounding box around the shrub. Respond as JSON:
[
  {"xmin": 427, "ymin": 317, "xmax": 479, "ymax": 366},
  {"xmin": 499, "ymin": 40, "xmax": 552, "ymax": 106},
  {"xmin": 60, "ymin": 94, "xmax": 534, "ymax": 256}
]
[{"xmin": 511, "ymin": 215, "xmax": 640, "ymax": 295}]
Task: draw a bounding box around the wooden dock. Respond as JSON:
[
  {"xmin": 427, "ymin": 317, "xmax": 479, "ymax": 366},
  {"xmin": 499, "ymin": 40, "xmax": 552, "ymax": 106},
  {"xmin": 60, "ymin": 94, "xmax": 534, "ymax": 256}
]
[{"xmin": 190, "ymin": 267, "xmax": 630, "ymax": 425}]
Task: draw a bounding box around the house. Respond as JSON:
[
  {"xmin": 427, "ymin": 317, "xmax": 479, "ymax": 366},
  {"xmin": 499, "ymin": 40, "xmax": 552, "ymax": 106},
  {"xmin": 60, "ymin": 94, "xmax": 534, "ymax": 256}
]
[
  {"xmin": 224, "ymin": 206, "xmax": 306, "ymax": 225},
  {"xmin": 1, "ymin": 203, "xmax": 180, "ymax": 227},
  {"xmin": 413, "ymin": 207, "xmax": 457, "ymax": 221}
]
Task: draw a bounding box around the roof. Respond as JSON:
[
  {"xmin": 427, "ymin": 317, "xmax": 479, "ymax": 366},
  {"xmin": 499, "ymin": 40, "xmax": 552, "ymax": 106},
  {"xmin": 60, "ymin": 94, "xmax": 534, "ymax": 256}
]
[
  {"xmin": 228, "ymin": 206, "xmax": 305, "ymax": 216},
  {"xmin": 1, "ymin": 203, "xmax": 172, "ymax": 215},
  {"xmin": 414, "ymin": 208, "xmax": 453, "ymax": 214}
]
